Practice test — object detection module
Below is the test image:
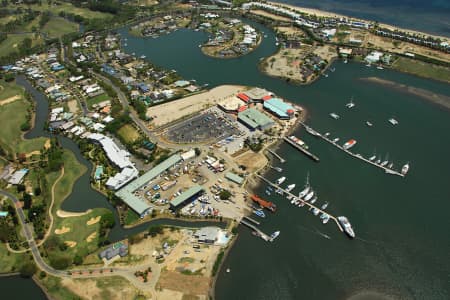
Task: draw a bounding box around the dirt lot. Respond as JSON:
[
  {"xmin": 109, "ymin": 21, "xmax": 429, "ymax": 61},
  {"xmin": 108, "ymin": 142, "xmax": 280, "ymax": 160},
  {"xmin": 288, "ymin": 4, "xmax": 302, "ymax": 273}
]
[
  {"xmin": 67, "ymin": 99, "xmax": 79, "ymax": 114},
  {"xmin": 234, "ymin": 150, "xmax": 268, "ymax": 173},
  {"xmin": 157, "ymin": 270, "xmax": 210, "ymax": 296},
  {"xmin": 130, "ymin": 229, "xmax": 184, "ymax": 263},
  {"xmin": 313, "ymin": 45, "xmax": 338, "ymax": 62},
  {"xmin": 264, "ymin": 47, "xmax": 311, "ymax": 81},
  {"xmin": 148, "ymin": 85, "xmax": 245, "ymax": 128},
  {"xmin": 62, "ymin": 276, "xmax": 141, "ymax": 300},
  {"xmin": 275, "ymin": 26, "xmax": 305, "ymax": 37}
]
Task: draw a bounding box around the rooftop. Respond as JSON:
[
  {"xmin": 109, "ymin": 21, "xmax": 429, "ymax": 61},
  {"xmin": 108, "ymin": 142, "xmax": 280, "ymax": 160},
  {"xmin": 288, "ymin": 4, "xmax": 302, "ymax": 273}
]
[
  {"xmin": 244, "ymin": 87, "xmax": 271, "ymax": 100},
  {"xmin": 225, "ymin": 172, "xmax": 244, "ymax": 185},
  {"xmin": 263, "ymin": 98, "xmax": 295, "ymax": 118},
  {"xmin": 170, "ymin": 185, "xmax": 203, "ymax": 208},
  {"xmin": 238, "ymin": 108, "xmax": 274, "ymax": 129}
]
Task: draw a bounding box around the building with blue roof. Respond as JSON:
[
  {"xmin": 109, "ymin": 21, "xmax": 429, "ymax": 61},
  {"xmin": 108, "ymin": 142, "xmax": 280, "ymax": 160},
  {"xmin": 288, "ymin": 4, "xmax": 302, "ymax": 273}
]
[
  {"xmin": 137, "ymin": 82, "xmax": 150, "ymax": 93},
  {"xmin": 263, "ymin": 98, "xmax": 295, "ymax": 119},
  {"xmin": 102, "ymin": 64, "xmax": 116, "ymax": 76}
]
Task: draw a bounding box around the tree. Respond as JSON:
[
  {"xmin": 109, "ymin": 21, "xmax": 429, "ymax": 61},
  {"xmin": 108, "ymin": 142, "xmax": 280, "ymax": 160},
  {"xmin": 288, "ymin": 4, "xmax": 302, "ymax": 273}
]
[
  {"xmin": 19, "ymin": 262, "xmax": 37, "ymax": 278},
  {"xmin": 34, "ymin": 187, "xmax": 41, "ymax": 196},
  {"xmin": 219, "ymin": 190, "xmax": 232, "ymax": 200},
  {"xmin": 73, "ymin": 255, "xmax": 83, "ymax": 265},
  {"xmin": 148, "ymin": 225, "xmax": 163, "ymax": 237},
  {"xmin": 23, "ymin": 193, "xmax": 32, "ymax": 209}
]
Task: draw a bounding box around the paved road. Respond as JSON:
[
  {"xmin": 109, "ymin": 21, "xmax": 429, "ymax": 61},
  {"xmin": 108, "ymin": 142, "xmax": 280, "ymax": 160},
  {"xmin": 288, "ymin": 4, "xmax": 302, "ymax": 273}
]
[{"xmin": 0, "ymin": 189, "xmax": 159, "ymax": 297}]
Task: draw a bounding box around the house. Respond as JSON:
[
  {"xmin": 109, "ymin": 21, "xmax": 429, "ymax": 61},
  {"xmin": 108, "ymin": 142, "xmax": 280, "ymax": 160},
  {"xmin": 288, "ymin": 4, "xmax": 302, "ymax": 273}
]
[{"xmin": 98, "ymin": 242, "xmax": 128, "ymax": 261}]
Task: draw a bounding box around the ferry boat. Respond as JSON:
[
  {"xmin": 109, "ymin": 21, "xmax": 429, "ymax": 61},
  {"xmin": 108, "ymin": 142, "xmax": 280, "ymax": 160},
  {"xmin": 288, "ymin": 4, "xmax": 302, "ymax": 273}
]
[
  {"xmin": 388, "ymin": 118, "xmax": 399, "ymax": 125},
  {"xmin": 304, "ymin": 191, "xmax": 315, "ymax": 201},
  {"xmin": 337, "ymin": 216, "xmax": 355, "ymax": 239},
  {"xmin": 253, "ymin": 209, "xmax": 266, "ymax": 218},
  {"xmin": 330, "ymin": 113, "xmax": 340, "ymax": 119},
  {"xmin": 285, "ymin": 184, "xmax": 296, "ymax": 192},
  {"xmin": 270, "ymin": 231, "xmax": 280, "ymax": 242},
  {"xmin": 332, "ymin": 137, "xmax": 340, "ymax": 143},
  {"xmin": 288, "ymin": 136, "xmax": 309, "ymax": 149},
  {"xmin": 343, "ymin": 139, "xmax": 357, "ymax": 150},
  {"xmin": 366, "ymin": 121, "xmax": 373, "ymax": 127},
  {"xmin": 276, "ymin": 176, "xmax": 286, "ymax": 185},
  {"xmin": 401, "ymin": 163, "xmax": 410, "ymax": 175}
]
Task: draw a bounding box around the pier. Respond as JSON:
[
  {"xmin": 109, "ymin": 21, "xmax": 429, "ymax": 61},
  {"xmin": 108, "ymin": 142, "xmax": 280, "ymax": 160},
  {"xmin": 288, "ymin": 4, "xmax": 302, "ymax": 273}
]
[
  {"xmin": 283, "ymin": 137, "xmax": 320, "ymax": 162},
  {"xmin": 266, "ymin": 148, "xmax": 286, "ymax": 163},
  {"xmin": 256, "ymin": 175, "xmax": 344, "ymax": 233},
  {"xmin": 240, "ymin": 219, "xmax": 271, "ymax": 241},
  {"xmin": 243, "ymin": 216, "xmax": 260, "ymax": 226},
  {"xmin": 300, "ymin": 122, "xmax": 405, "ymax": 177}
]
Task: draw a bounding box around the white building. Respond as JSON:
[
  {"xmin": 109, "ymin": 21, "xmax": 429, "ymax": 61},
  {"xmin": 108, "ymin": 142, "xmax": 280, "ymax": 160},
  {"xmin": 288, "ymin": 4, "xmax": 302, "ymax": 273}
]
[{"xmin": 365, "ymin": 51, "xmax": 383, "ymax": 63}]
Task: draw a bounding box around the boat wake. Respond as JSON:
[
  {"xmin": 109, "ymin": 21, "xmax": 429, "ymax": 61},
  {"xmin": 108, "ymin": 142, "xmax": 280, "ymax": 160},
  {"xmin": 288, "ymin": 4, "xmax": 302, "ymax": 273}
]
[
  {"xmin": 297, "ymin": 225, "xmax": 331, "ymax": 240},
  {"xmin": 354, "ymin": 236, "xmax": 381, "ymax": 246}
]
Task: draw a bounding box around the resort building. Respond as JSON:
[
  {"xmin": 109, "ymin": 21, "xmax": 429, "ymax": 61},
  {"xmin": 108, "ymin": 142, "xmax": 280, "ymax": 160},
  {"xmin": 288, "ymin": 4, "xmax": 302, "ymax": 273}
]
[
  {"xmin": 237, "ymin": 108, "xmax": 274, "ymax": 131},
  {"xmin": 7, "ymin": 169, "xmax": 29, "ymax": 185}
]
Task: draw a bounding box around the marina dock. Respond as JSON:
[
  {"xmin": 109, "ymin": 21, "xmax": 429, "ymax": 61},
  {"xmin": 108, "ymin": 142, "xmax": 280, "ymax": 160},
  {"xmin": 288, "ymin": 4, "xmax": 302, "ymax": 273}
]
[
  {"xmin": 240, "ymin": 219, "xmax": 271, "ymax": 241},
  {"xmin": 283, "ymin": 137, "xmax": 320, "ymax": 162},
  {"xmin": 266, "ymin": 148, "xmax": 286, "ymax": 163},
  {"xmin": 256, "ymin": 175, "xmax": 344, "ymax": 233},
  {"xmin": 300, "ymin": 122, "xmax": 405, "ymax": 177},
  {"xmin": 243, "ymin": 216, "xmax": 260, "ymax": 226}
]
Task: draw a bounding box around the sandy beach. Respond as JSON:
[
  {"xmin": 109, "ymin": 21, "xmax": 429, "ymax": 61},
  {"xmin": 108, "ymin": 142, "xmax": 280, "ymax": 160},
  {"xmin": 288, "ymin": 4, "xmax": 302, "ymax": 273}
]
[{"xmin": 267, "ymin": 1, "xmax": 449, "ymax": 40}]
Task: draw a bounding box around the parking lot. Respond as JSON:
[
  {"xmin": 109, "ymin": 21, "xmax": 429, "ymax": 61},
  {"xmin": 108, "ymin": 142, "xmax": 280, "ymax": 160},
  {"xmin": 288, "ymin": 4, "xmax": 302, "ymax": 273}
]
[{"xmin": 164, "ymin": 110, "xmax": 242, "ymax": 144}]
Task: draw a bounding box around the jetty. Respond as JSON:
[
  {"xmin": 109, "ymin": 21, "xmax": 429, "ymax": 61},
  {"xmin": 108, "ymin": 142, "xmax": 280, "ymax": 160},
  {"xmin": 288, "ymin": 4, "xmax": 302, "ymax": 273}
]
[
  {"xmin": 266, "ymin": 148, "xmax": 286, "ymax": 163},
  {"xmin": 243, "ymin": 216, "xmax": 260, "ymax": 226},
  {"xmin": 256, "ymin": 174, "xmax": 344, "ymax": 233},
  {"xmin": 240, "ymin": 218, "xmax": 271, "ymax": 241},
  {"xmin": 299, "ymin": 122, "xmax": 405, "ymax": 177},
  {"xmin": 283, "ymin": 137, "xmax": 320, "ymax": 162}
]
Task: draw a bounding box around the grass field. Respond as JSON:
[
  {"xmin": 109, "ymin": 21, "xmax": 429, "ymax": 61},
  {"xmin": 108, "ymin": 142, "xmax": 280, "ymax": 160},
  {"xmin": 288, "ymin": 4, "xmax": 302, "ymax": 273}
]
[
  {"xmin": 0, "ymin": 80, "xmax": 47, "ymax": 155},
  {"xmin": 38, "ymin": 276, "xmax": 81, "ymax": 300},
  {"xmin": 392, "ymin": 57, "xmax": 450, "ymax": 83},
  {"xmin": 9, "ymin": 3, "xmax": 113, "ymax": 20},
  {"xmin": 0, "ymin": 243, "xmax": 29, "ymax": 273},
  {"xmin": 0, "ymin": 34, "xmax": 43, "ymax": 58},
  {"xmin": 118, "ymin": 124, "xmax": 140, "ymax": 143},
  {"xmin": 42, "ymin": 17, "xmax": 79, "ymax": 39},
  {"xmin": 124, "ymin": 209, "xmax": 140, "ymax": 225},
  {"xmin": 87, "ymin": 93, "xmax": 109, "ymax": 109}
]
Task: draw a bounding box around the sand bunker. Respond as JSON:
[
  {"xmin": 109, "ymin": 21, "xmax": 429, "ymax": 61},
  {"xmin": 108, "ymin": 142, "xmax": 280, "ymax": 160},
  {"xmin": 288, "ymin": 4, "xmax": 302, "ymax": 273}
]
[
  {"xmin": 65, "ymin": 241, "xmax": 77, "ymax": 248},
  {"xmin": 86, "ymin": 232, "xmax": 97, "ymax": 243},
  {"xmin": 55, "ymin": 226, "xmax": 71, "ymax": 235},
  {"xmin": 86, "ymin": 216, "xmax": 101, "ymax": 226},
  {"xmin": 44, "ymin": 139, "xmax": 51, "ymax": 150},
  {"xmin": 25, "ymin": 150, "xmax": 41, "ymax": 158},
  {"xmin": 56, "ymin": 209, "xmax": 91, "ymax": 218},
  {"xmin": 0, "ymin": 95, "xmax": 21, "ymax": 106}
]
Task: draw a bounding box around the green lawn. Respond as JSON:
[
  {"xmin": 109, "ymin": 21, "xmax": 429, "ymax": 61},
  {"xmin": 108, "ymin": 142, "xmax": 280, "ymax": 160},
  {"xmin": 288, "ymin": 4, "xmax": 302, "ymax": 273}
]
[
  {"xmin": 117, "ymin": 124, "xmax": 140, "ymax": 143},
  {"xmin": 0, "ymin": 243, "xmax": 29, "ymax": 273},
  {"xmin": 125, "ymin": 209, "xmax": 140, "ymax": 225},
  {"xmin": 9, "ymin": 3, "xmax": 113, "ymax": 20},
  {"xmin": 0, "ymin": 80, "xmax": 47, "ymax": 155},
  {"xmin": 392, "ymin": 57, "xmax": 450, "ymax": 83},
  {"xmin": 37, "ymin": 275, "xmax": 81, "ymax": 300},
  {"xmin": 0, "ymin": 33, "xmax": 43, "ymax": 57},
  {"xmin": 87, "ymin": 93, "xmax": 110, "ymax": 109},
  {"xmin": 42, "ymin": 17, "xmax": 79, "ymax": 39}
]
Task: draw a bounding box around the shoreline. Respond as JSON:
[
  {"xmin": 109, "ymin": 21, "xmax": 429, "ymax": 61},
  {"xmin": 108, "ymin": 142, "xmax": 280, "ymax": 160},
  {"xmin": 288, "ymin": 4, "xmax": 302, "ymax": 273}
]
[
  {"xmin": 360, "ymin": 77, "xmax": 450, "ymax": 111},
  {"xmin": 267, "ymin": 1, "xmax": 449, "ymax": 40}
]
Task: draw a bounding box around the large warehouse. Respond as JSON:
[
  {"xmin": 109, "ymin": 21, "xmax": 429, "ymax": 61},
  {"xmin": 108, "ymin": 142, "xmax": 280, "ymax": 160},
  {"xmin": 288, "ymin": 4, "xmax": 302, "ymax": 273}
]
[
  {"xmin": 237, "ymin": 108, "xmax": 274, "ymax": 131},
  {"xmin": 263, "ymin": 98, "xmax": 295, "ymax": 119},
  {"xmin": 170, "ymin": 185, "xmax": 204, "ymax": 210},
  {"xmin": 115, "ymin": 154, "xmax": 182, "ymax": 217}
]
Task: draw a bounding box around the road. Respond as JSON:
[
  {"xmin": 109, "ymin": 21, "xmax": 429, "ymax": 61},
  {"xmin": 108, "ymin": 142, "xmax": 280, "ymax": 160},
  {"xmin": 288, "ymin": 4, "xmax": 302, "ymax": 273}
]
[{"xmin": 0, "ymin": 189, "xmax": 159, "ymax": 297}]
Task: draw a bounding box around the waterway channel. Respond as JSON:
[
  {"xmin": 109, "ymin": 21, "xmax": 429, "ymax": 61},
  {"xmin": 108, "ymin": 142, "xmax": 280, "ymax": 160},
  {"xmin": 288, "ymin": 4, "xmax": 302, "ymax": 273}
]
[{"xmin": 117, "ymin": 20, "xmax": 450, "ymax": 300}]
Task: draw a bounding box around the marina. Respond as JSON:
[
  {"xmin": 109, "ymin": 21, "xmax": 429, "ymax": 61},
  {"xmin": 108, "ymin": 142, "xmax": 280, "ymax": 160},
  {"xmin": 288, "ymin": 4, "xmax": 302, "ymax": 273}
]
[
  {"xmin": 255, "ymin": 175, "xmax": 347, "ymax": 235},
  {"xmin": 283, "ymin": 136, "xmax": 319, "ymax": 162},
  {"xmin": 300, "ymin": 122, "xmax": 407, "ymax": 177}
]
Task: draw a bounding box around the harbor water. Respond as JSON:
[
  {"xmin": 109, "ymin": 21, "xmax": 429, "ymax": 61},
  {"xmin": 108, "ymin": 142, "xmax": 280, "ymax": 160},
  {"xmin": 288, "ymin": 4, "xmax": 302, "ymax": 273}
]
[{"xmin": 117, "ymin": 22, "xmax": 450, "ymax": 299}]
